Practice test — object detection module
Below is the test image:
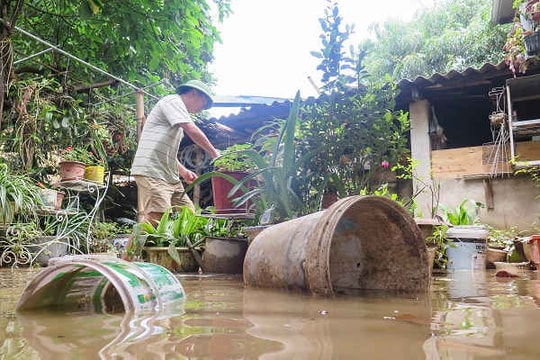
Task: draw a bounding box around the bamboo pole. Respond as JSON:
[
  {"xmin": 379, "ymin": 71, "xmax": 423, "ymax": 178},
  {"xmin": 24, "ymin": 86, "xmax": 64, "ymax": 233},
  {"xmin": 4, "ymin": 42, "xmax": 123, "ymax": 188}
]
[{"xmin": 135, "ymin": 91, "xmax": 145, "ymax": 142}]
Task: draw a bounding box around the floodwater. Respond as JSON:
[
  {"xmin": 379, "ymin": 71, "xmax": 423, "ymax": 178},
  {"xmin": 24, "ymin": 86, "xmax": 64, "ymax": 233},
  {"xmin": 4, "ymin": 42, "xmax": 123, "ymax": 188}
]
[{"xmin": 1, "ymin": 268, "xmax": 540, "ymax": 359}]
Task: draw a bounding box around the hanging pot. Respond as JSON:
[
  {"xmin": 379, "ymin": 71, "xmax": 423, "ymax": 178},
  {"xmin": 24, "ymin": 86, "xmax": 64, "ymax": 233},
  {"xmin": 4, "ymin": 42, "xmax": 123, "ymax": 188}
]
[{"xmin": 524, "ymin": 31, "xmax": 540, "ymax": 57}]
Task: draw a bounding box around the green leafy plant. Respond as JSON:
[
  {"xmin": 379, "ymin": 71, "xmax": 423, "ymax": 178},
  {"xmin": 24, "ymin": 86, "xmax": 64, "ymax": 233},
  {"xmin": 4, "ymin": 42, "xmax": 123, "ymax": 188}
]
[
  {"xmin": 360, "ymin": 183, "xmax": 416, "ymax": 215},
  {"xmin": 426, "ymin": 224, "xmax": 450, "ymax": 269},
  {"xmin": 139, "ymin": 207, "xmax": 208, "ymax": 266},
  {"xmin": 203, "ymin": 217, "xmax": 249, "ymax": 239},
  {"xmin": 90, "ymin": 221, "xmax": 121, "ymax": 253},
  {"xmin": 213, "ymin": 143, "xmax": 254, "ymax": 172},
  {"xmin": 487, "ymin": 225, "xmax": 520, "ymax": 250},
  {"xmin": 189, "ymin": 92, "xmax": 305, "ymax": 223},
  {"xmin": 230, "ymin": 91, "xmax": 305, "ymax": 223},
  {"xmin": 438, "ymin": 199, "xmax": 484, "ymax": 226},
  {"xmin": 0, "ymin": 222, "xmax": 42, "ymax": 266},
  {"xmin": 0, "ymin": 163, "xmax": 43, "ymax": 224},
  {"xmin": 60, "ymin": 146, "xmax": 100, "ymax": 165},
  {"xmin": 514, "ymin": 164, "xmax": 540, "ymax": 199},
  {"xmin": 299, "ymin": 3, "xmax": 411, "ymax": 212}
]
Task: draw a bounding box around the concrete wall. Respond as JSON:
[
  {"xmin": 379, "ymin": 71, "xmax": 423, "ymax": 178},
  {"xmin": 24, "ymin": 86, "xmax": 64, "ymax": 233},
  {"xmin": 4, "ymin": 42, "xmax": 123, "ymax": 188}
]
[
  {"xmin": 436, "ymin": 176, "xmax": 540, "ymax": 231},
  {"xmin": 409, "ymin": 99, "xmax": 540, "ymax": 232}
]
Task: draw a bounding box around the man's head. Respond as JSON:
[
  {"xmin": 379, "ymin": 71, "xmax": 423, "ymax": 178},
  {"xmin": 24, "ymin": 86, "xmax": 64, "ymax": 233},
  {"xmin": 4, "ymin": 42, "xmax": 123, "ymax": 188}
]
[{"xmin": 176, "ymin": 80, "xmax": 214, "ymax": 112}]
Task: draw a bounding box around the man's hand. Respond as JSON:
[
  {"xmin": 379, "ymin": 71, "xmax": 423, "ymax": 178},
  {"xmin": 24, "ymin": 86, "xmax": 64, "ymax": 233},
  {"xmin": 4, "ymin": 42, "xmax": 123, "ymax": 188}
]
[{"xmin": 179, "ymin": 167, "xmax": 198, "ymax": 184}]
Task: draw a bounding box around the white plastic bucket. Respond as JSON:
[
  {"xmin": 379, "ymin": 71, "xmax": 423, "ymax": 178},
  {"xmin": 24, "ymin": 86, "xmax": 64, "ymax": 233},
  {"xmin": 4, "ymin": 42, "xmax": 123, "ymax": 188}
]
[
  {"xmin": 16, "ymin": 255, "xmax": 185, "ymax": 315},
  {"xmin": 446, "ymin": 225, "xmax": 488, "ymax": 271}
]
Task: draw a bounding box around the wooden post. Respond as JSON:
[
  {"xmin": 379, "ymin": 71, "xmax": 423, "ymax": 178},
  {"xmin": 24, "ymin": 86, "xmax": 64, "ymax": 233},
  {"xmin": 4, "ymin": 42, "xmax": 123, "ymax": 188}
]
[
  {"xmin": 135, "ymin": 90, "xmax": 145, "ymax": 141},
  {"xmin": 192, "ymin": 147, "xmax": 204, "ymax": 207},
  {"xmin": 483, "ymin": 178, "xmax": 494, "ymax": 210}
]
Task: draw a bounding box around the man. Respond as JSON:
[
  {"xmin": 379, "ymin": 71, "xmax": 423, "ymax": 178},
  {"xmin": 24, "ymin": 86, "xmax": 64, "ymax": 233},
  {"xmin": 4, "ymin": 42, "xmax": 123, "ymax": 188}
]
[{"xmin": 122, "ymin": 80, "xmax": 220, "ymax": 259}]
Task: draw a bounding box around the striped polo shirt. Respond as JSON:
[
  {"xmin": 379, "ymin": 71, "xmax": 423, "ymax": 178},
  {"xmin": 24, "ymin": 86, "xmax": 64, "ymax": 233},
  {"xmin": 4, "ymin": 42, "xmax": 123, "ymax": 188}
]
[{"xmin": 131, "ymin": 94, "xmax": 192, "ymax": 183}]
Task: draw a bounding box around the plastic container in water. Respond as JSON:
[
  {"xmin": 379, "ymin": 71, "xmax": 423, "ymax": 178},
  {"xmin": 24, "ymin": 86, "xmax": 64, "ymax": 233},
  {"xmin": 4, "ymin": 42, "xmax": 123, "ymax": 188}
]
[
  {"xmin": 243, "ymin": 195, "xmax": 430, "ymax": 295},
  {"xmin": 446, "ymin": 225, "xmax": 488, "ymax": 271},
  {"xmin": 16, "ymin": 255, "xmax": 185, "ymax": 314}
]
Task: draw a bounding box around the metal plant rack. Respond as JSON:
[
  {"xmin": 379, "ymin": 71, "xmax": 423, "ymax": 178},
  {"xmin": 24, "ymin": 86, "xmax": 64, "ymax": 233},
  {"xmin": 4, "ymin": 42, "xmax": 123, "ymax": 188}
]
[{"xmin": 0, "ymin": 174, "xmax": 110, "ymax": 268}]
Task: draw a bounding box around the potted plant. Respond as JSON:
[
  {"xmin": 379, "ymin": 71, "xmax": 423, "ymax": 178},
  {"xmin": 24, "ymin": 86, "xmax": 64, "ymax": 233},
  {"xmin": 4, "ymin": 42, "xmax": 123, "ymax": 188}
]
[
  {"xmin": 504, "ymin": 0, "xmax": 540, "ymax": 74},
  {"xmin": 84, "ymin": 159, "xmax": 106, "ymax": 185},
  {"xmin": 36, "ymin": 181, "xmax": 65, "ymax": 211},
  {"xmin": 140, "ymin": 206, "xmax": 207, "ymax": 273},
  {"xmin": 0, "ymin": 220, "xmax": 70, "ymax": 267},
  {"xmin": 0, "ymin": 163, "xmax": 43, "ymax": 225},
  {"xmin": 89, "ymin": 220, "xmax": 121, "ymax": 254},
  {"xmin": 211, "ymin": 143, "xmax": 256, "ymax": 214},
  {"xmin": 201, "ymin": 217, "xmax": 250, "ymax": 274},
  {"xmin": 227, "ymin": 91, "xmax": 304, "ymax": 224},
  {"xmin": 438, "ymin": 199, "xmax": 488, "ymax": 271},
  {"xmin": 59, "ymin": 146, "xmax": 97, "ymax": 181}
]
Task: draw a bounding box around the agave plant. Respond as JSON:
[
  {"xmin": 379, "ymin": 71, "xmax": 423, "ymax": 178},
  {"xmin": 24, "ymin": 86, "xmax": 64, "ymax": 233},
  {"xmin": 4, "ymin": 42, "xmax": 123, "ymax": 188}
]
[
  {"xmin": 229, "ymin": 91, "xmax": 304, "ymax": 223},
  {"xmin": 193, "ymin": 91, "xmax": 305, "ymax": 224}
]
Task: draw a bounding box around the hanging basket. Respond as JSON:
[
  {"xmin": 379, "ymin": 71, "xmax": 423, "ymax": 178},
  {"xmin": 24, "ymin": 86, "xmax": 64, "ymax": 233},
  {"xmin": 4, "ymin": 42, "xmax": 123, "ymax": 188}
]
[
  {"xmin": 59, "ymin": 161, "xmax": 86, "ymax": 181},
  {"xmin": 524, "ymin": 31, "xmax": 540, "ymax": 57}
]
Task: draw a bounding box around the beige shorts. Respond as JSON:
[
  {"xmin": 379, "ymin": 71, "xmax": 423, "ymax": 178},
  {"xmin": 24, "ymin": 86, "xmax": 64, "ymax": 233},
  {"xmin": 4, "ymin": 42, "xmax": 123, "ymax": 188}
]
[{"xmin": 134, "ymin": 175, "xmax": 194, "ymax": 218}]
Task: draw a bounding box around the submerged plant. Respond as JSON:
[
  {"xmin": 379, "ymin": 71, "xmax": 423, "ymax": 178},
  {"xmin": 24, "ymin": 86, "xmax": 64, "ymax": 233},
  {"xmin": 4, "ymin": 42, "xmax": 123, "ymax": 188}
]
[{"xmin": 426, "ymin": 224, "xmax": 450, "ymax": 269}]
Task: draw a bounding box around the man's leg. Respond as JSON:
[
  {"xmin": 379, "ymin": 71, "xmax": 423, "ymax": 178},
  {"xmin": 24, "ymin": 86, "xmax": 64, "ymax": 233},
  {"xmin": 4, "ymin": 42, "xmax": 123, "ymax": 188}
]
[{"xmin": 122, "ymin": 176, "xmax": 173, "ymax": 260}]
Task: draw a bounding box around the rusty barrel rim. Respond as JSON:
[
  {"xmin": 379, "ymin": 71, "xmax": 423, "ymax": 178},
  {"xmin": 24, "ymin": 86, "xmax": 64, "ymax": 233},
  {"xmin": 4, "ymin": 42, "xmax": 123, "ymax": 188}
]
[{"xmin": 304, "ymin": 195, "xmax": 427, "ymax": 295}]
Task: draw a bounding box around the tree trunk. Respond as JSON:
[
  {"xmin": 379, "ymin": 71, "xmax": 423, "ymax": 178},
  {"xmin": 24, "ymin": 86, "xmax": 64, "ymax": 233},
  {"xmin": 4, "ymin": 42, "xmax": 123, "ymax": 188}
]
[{"xmin": 0, "ymin": 0, "xmax": 25, "ymax": 129}]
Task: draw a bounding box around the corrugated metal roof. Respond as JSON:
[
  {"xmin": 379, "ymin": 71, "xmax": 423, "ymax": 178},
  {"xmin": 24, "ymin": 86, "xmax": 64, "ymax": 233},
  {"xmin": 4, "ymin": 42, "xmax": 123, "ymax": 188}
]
[
  {"xmin": 213, "ymin": 95, "xmax": 291, "ymax": 107},
  {"xmin": 396, "ymin": 62, "xmax": 533, "ymax": 105},
  {"xmin": 198, "ymin": 61, "xmax": 540, "ymax": 146},
  {"xmin": 398, "ymin": 62, "xmax": 510, "ymax": 86}
]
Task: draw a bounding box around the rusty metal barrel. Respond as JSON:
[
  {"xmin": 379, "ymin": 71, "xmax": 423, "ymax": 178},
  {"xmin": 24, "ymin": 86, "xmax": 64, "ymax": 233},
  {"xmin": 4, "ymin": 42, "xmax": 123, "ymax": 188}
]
[{"xmin": 243, "ymin": 195, "xmax": 430, "ymax": 295}]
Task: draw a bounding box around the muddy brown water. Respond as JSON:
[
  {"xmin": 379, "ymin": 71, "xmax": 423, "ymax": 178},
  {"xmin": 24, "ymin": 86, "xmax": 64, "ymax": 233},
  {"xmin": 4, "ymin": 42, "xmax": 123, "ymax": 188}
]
[{"xmin": 2, "ymin": 268, "xmax": 540, "ymax": 359}]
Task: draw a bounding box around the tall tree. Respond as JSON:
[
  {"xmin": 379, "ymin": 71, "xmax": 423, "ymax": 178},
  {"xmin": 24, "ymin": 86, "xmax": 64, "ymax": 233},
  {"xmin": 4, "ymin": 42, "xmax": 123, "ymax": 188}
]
[
  {"xmin": 0, "ymin": 0, "xmax": 230, "ymax": 172},
  {"xmin": 362, "ymin": 0, "xmax": 510, "ymax": 80},
  {"xmin": 0, "ymin": 0, "xmax": 25, "ymax": 128},
  {"xmin": 4, "ymin": 0, "xmax": 231, "ymax": 87}
]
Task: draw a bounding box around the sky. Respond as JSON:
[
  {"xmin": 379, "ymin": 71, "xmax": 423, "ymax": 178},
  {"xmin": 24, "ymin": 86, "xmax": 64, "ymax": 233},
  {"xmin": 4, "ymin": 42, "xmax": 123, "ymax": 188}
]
[{"xmin": 209, "ymin": 0, "xmax": 432, "ymax": 106}]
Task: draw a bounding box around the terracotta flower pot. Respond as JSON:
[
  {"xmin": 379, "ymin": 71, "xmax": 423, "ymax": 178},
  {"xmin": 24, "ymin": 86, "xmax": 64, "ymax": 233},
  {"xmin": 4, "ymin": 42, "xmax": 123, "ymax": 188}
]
[
  {"xmin": 211, "ymin": 171, "xmax": 255, "ymax": 214},
  {"xmin": 56, "ymin": 191, "xmax": 65, "ymax": 210},
  {"xmin": 59, "ymin": 161, "xmax": 86, "ymax": 181},
  {"xmin": 39, "ymin": 189, "xmax": 65, "ymax": 210}
]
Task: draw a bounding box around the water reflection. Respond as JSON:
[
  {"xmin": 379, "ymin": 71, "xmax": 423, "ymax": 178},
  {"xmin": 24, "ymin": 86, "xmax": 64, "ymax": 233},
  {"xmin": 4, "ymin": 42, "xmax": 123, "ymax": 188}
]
[
  {"xmin": 2, "ymin": 269, "xmax": 540, "ymax": 358},
  {"xmin": 427, "ymin": 271, "xmax": 540, "ymax": 359}
]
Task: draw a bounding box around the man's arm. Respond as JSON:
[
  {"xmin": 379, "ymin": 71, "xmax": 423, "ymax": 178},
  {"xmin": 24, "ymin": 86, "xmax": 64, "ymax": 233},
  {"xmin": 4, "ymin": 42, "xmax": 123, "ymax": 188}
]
[{"xmin": 179, "ymin": 122, "xmax": 220, "ymax": 159}]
